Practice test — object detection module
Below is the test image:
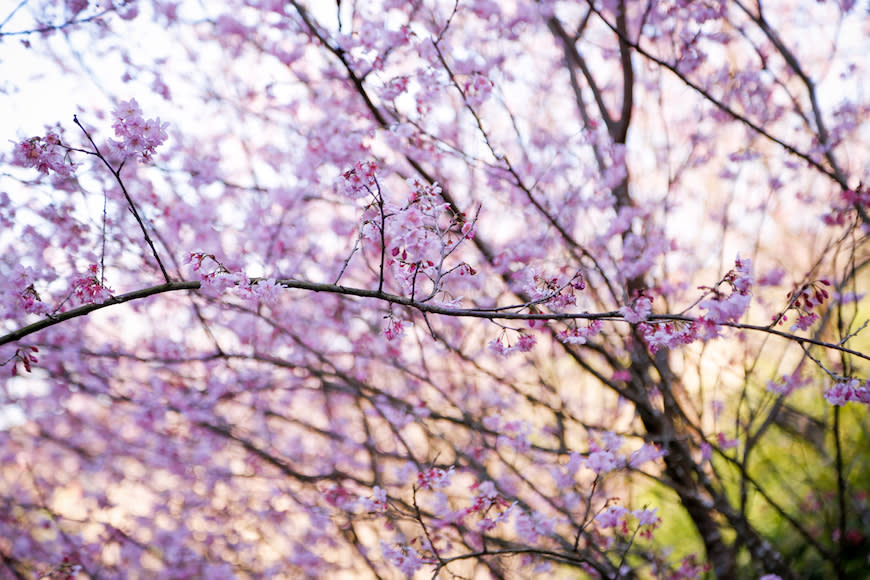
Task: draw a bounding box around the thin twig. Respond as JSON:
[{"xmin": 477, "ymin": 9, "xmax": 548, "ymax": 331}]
[{"xmin": 73, "ymin": 115, "xmax": 172, "ymax": 283}]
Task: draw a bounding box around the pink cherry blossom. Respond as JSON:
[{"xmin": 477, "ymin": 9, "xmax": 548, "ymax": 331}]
[
  {"xmin": 596, "ymin": 505, "xmax": 629, "ymax": 529},
  {"xmin": 69, "ymin": 264, "xmax": 114, "ymax": 305},
  {"xmin": 416, "ymin": 466, "xmax": 454, "ymax": 490},
  {"xmin": 824, "ymin": 378, "xmax": 870, "ymax": 406},
  {"xmin": 515, "ymin": 510, "xmax": 555, "ymax": 544},
  {"xmin": 11, "ymin": 132, "xmax": 75, "ymax": 176},
  {"xmin": 1, "ymin": 2, "xmax": 867, "ymax": 578},
  {"xmin": 620, "ymin": 294, "xmax": 652, "ymax": 324},
  {"xmin": 110, "ymin": 98, "xmax": 168, "ymax": 161},
  {"xmin": 629, "ymin": 444, "xmax": 667, "ymax": 468}
]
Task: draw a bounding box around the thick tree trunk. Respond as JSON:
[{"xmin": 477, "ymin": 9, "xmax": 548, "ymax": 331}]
[{"xmin": 629, "ymin": 350, "xmax": 799, "ymax": 580}]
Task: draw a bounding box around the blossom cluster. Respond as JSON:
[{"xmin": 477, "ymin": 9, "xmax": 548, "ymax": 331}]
[
  {"xmin": 638, "ymin": 320, "xmax": 698, "ymax": 353},
  {"xmin": 351, "ymin": 172, "xmax": 479, "ymax": 299},
  {"xmin": 775, "ymin": 278, "xmax": 831, "ymax": 332},
  {"xmin": 522, "ymin": 269, "xmax": 585, "ymax": 310},
  {"xmin": 595, "ymin": 502, "xmax": 661, "ymax": 539},
  {"xmin": 462, "ymin": 72, "xmax": 494, "ymax": 108},
  {"xmin": 620, "ymin": 293, "xmax": 653, "ymax": 323},
  {"xmin": 11, "ymin": 99, "xmax": 167, "ymax": 177},
  {"xmin": 698, "ymin": 255, "xmax": 754, "ymax": 326},
  {"xmin": 10, "ymin": 346, "xmax": 39, "ymax": 376},
  {"xmin": 366, "ymin": 443, "xmax": 664, "ymax": 578},
  {"xmin": 558, "ymin": 319, "xmax": 603, "ymax": 345},
  {"xmin": 488, "ymin": 333, "xmax": 536, "ymax": 356},
  {"xmin": 383, "ymin": 317, "xmax": 405, "ymax": 341},
  {"xmin": 237, "ymin": 278, "xmax": 283, "ymax": 306},
  {"xmin": 357, "ymin": 486, "xmax": 388, "ymax": 514},
  {"xmin": 375, "ymin": 475, "xmax": 518, "ymax": 576},
  {"xmin": 466, "ymin": 480, "xmax": 514, "ymax": 532},
  {"xmin": 66, "ymin": 0, "xmax": 89, "ymax": 16},
  {"xmin": 824, "ymin": 378, "xmax": 870, "ymax": 407},
  {"xmin": 109, "ymin": 98, "xmax": 168, "ymax": 161},
  {"xmin": 70, "ymin": 264, "xmax": 114, "ymax": 306},
  {"xmin": 823, "ymin": 186, "xmax": 870, "ymax": 226},
  {"xmin": 416, "ymin": 466, "xmax": 454, "ymax": 490},
  {"xmin": 550, "ymin": 434, "xmax": 667, "ymax": 491},
  {"xmin": 187, "ymin": 252, "xmax": 248, "ymax": 297},
  {"xmin": 637, "ymin": 256, "xmax": 753, "ymax": 351},
  {"xmin": 10, "ymin": 132, "xmax": 75, "ymax": 176},
  {"xmin": 338, "ymin": 161, "xmax": 379, "ymax": 199}
]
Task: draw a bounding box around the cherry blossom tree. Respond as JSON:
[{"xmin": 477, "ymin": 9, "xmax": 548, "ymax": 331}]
[{"xmin": 1, "ymin": 1, "xmax": 869, "ymax": 578}]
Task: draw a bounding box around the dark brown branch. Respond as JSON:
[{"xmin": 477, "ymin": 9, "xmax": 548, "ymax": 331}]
[
  {"xmin": 5, "ymin": 278, "xmax": 870, "ymax": 371},
  {"xmin": 583, "ymin": 1, "xmax": 844, "ymax": 188}
]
